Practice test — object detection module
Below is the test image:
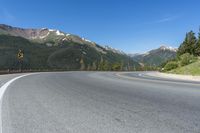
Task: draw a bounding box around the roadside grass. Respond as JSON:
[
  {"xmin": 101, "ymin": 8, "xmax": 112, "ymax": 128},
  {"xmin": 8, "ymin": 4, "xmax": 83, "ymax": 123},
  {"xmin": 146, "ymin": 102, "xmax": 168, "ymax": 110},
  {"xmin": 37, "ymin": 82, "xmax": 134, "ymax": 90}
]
[{"xmin": 168, "ymin": 60, "xmax": 200, "ymax": 76}]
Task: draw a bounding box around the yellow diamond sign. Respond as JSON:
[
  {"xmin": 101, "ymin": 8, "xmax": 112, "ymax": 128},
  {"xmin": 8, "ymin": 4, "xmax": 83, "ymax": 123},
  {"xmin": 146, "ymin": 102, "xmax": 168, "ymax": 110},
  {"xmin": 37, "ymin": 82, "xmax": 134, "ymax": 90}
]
[{"xmin": 17, "ymin": 49, "xmax": 24, "ymax": 59}]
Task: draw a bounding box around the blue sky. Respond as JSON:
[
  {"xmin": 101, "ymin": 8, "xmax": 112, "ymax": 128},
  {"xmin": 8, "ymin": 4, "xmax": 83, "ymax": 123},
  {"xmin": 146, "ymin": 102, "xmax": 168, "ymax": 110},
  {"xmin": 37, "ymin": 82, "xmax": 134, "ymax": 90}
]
[{"xmin": 0, "ymin": 0, "xmax": 200, "ymax": 53}]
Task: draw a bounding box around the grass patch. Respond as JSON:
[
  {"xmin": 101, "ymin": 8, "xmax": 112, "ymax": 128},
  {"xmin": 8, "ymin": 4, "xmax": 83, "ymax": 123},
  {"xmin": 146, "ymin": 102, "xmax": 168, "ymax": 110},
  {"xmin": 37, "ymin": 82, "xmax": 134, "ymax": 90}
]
[{"xmin": 169, "ymin": 60, "xmax": 200, "ymax": 76}]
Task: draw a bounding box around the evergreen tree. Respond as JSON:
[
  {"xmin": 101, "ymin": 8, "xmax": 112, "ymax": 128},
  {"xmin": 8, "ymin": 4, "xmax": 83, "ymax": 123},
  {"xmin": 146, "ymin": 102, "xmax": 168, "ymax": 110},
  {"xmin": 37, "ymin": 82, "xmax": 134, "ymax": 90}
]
[
  {"xmin": 111, "ymin": 63, "xmax": 121, "ymax": 71},
  {"xmin": 177, "ymin": 31, "xmax": 197, "ymax": 56},
  {"xmin": 102, "ymin": 60, "xmax": 110, "ymax": 70},
  {"xmin": 92, "ymin": 61, "xmax": 97, "ymax": 70},
  {"xmin": 98, "ymin": 56, "xmax": 103, "ymax": 70},
  {"xmin": 80, "ymin": 56, "xmax": 85, "ymax": 70},
  {"xmin": 87, "ymin": 64, "xmax": 91, "ymax": 71},
  {"xmin": 195, "ymin": 28, "xmax": 200, "ymax": 56},
  {"xmin": 120, "ymin": 61, "xmax": 124, "ymax": 71}
]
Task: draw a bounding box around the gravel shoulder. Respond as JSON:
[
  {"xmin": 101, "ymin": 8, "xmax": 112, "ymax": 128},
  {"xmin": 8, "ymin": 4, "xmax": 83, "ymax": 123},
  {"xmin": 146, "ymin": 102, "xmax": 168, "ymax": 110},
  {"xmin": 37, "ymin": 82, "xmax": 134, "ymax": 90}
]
[{"xmin": 146, "ymin": 71, "xmax": 200, "ymax": 82}]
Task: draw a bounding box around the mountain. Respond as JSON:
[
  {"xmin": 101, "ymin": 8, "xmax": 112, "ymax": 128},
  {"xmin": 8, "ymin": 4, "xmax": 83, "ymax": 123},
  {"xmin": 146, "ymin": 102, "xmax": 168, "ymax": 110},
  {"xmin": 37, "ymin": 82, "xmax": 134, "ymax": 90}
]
[
  {"xmin": 0, "ymin": 24, "xmax": 103, "ymax": 50},
  {"xmin": 104, "ymin": 45, "xmax": 126, "ymax": 55},
  {"xmin": 0, "ymin": 24, "xmax": 141, "ymax": 71},
  {"xmin": 131, "ymin": 46, "xmax": 177, "ymax": 67}
]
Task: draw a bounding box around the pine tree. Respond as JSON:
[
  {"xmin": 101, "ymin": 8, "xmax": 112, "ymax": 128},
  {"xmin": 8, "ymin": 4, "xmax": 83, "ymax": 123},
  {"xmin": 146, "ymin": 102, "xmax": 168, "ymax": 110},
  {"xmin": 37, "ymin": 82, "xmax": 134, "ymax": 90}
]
[
  {"xmin": 98, "ymin": 56, "xmax": 104, "ymax": 70},
  {"xmin": 87, "ymin": 64, "xmax": 91, "ymax": 71},
  {"xmin": 80, "ymin": 56, "xmax": 85, "ymax": 70},
  {"xmin": 102, "ymin": 60, "xmax": 109, "ymax": 71},
  {"xmin": 195, "ymin": 28, "xmax": 200, "ymax": 56},
  {"xmin": 120, "ymin": 61, "xmax": 124, "ymax": 71},
  {"xmin": 177, "ymin": 31, "xmax": 197, "ymax": 56},
  {"xmin": 111, "ymin": 63, "xmax": 121, "ymax": 71},
  {"xmin": 92, "ymin": 61, "xmax": 97, "ymax": 70}
]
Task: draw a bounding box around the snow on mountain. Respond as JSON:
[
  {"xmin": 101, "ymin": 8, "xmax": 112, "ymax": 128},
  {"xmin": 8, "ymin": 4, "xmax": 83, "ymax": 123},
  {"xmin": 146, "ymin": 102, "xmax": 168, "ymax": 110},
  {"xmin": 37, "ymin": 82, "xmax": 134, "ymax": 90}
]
[
  {"xmin": 39, "ymin": 31, "xmax": 50, "ymax": 39},
  {"xmin": 56, "ymin": 30, "xmax": 65, "ymax": 36},
  {"xmin": 0, "ymin": 24, "xmax": 127, "ymax": 55},
  {"xmin": 104, "ymin": 45, "xmax": 126, "ymax": 55},
  {"xmin": 159, "ymin": 46, "xmax": 177, "ymax": 52},
  {"xmin": 130, "ymin": 45, "xmax": 177, "ymax": 66},
  {"xmin": 81, "ymin": 38, "xmax": 95, "ymax": 44},
  {"xmin": 66, "ymin": 34, "xmax": 70, "ymax": 37},
  {"xmin": 49, "ymin": 29, "xmax": 55, "ymax": 32}
]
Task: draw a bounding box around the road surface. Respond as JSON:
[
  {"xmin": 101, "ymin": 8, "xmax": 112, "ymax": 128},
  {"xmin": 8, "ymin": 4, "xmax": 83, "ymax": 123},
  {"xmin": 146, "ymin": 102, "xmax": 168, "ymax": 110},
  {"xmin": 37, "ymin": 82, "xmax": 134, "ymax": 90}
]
[{"xmin": 1, "ymin": 72, "xmax": 200, "ymax": 133}]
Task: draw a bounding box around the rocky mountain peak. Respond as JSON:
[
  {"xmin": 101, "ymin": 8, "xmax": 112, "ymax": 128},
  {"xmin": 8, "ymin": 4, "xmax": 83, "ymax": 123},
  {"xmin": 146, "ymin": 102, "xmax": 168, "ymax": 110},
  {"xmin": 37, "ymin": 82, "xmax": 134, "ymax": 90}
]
[{"xmin": 158, "ymin": 45, "xmax": 177, "ymax": 52}]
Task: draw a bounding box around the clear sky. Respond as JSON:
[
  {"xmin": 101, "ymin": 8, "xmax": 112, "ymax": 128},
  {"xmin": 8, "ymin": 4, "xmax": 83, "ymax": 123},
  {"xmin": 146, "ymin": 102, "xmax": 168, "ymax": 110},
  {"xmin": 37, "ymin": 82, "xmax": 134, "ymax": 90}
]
[{"xmin": 0, "ymin": 0, "xmax": 200, "ymax": 53}]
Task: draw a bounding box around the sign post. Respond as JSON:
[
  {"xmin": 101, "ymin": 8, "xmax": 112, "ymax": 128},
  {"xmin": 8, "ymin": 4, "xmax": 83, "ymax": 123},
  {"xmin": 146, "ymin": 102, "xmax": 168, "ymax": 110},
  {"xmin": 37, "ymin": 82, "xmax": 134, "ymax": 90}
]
[{"xmin": 17, "ymin": 49, "xmax": 24, "ymax": 72}]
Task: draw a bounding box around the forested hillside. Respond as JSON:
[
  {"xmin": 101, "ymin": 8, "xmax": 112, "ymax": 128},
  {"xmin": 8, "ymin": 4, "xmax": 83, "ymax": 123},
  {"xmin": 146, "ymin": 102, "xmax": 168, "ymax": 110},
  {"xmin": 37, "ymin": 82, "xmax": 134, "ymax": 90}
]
[{"xmin": 0, "ymin": 35, "xmax": 140, "ymax": 71}]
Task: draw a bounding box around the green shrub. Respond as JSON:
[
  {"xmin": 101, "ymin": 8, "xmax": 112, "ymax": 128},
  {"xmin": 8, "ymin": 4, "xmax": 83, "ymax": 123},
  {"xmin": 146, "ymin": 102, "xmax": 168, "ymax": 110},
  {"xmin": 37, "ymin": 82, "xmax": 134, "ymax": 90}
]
[
  {"xmin": 179, "ymin": 53, "xmax": 197, "ymax": 66},
  {"xmin": 164, "ymin": 61, "xmax": 179, "ymax": 71},
  {"xmin": 111, "ymin": 63, "xmax": 122, "ymax": 71}
]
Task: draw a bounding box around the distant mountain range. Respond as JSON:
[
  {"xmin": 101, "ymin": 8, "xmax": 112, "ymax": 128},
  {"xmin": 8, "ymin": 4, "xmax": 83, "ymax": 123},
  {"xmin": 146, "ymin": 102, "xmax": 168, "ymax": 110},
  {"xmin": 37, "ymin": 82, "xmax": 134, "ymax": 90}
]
[
  {"xmin": 0, "ymin": 24, "xmax": 104, "ymax": 50},
  {"xmin": 0, "ymin": 24, "xmax": 140, "ymax": 71},
  {"xmin": 130, "ymin": 46, "xmax": 177, "ymax": 67}
]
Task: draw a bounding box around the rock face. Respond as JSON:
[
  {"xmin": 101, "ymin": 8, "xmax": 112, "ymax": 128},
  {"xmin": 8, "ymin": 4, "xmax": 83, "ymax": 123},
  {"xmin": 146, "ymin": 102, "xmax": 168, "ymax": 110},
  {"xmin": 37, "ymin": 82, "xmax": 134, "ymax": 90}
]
[
  {"xmin": 0, "ymin": 24, "xmax": 49, "ymax": 39},
  {"xmin": 131, "ymin": 46, "xmax": 177, "ymax": 67}
]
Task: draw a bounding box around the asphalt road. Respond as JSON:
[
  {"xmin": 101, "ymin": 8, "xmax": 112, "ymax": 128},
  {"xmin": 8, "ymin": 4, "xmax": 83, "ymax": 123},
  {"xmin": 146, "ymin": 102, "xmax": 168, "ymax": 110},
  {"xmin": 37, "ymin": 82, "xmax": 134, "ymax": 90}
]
[{"xmin": 1, "ymin": 72, "xmax": 200, "ymax": 133}]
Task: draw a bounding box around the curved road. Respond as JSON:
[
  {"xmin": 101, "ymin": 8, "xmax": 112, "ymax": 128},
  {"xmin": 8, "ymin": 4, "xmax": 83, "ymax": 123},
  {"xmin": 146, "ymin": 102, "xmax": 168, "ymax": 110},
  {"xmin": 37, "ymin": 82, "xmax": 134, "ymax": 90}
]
[{"xmin": 1, "ymin": 72, "xmax": 200, "ymax": 133}]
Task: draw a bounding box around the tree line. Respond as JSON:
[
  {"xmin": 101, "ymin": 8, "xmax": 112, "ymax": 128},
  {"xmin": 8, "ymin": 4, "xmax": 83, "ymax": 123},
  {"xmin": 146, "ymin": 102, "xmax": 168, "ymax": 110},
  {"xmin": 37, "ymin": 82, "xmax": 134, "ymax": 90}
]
[
  {"xmin": 177, "ymin": 29, "xmax": 200, "ymax": 56},
  {"xmin": 161, "ymin": 28, "xmax": 200, "ymax": 72}
]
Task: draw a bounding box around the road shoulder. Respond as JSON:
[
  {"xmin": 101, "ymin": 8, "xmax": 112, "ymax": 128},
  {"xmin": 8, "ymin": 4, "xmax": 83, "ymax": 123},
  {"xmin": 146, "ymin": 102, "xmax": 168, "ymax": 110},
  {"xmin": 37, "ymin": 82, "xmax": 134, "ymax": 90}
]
[{"xmin": 146, "ymin": 71, "xmax": 200, "ymax": 82}]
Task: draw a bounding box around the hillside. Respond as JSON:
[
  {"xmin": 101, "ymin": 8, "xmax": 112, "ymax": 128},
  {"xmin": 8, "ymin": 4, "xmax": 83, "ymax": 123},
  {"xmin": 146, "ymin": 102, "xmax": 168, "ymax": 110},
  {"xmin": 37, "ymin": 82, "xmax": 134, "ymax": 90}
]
[
  {"xmin": 168, "ymin": 59, "xmax": 200, "ymax": 76},
  {"xmin": 162, "ymin": 29, "xmax": 200, "ymax": 75},
  {"xmin": 0, "ymin": 24, "xmax": 104, "ymax": 48},
  {"xmin": 0, "ymin": 24, "xmax": 141, "ymax": 71},
  {"xmin": 131, "ymin": 46, "xmax": 177, "ymax": 67}
]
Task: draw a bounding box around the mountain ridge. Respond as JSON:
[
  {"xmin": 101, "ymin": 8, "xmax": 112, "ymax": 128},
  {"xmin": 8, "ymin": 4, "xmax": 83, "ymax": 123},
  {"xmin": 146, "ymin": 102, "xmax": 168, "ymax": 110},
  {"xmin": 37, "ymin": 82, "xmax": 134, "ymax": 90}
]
[
  {"xmin": 130, "ymin": 46, "xmax": 177, "ymax": 67},
  {"xmin": 0, "ymin": 24, "xmax": 141, "ymax": 71},
  {"xmin": 0, "ymin": 24, "xmax": 127, "ymax": 55},
  {"xmin": 0, "ymin": 24, "xmax": 95, "ymax": 45}
]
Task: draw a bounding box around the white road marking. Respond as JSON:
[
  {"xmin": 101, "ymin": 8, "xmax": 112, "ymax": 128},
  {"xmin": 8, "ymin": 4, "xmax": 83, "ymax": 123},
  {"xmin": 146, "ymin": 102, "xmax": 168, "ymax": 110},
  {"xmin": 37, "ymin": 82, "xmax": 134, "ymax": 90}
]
[{"xmin": 0, "ymin": 73, "xmax": 36, "ymax": 133}]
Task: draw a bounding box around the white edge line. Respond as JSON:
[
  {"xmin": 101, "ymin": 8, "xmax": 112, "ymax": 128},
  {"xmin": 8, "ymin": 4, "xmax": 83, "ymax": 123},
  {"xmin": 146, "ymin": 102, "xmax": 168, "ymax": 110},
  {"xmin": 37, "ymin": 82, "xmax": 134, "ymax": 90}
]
[{"xmin": 0, "ymin": 73, "xmax": 37, "ymax": 133}]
